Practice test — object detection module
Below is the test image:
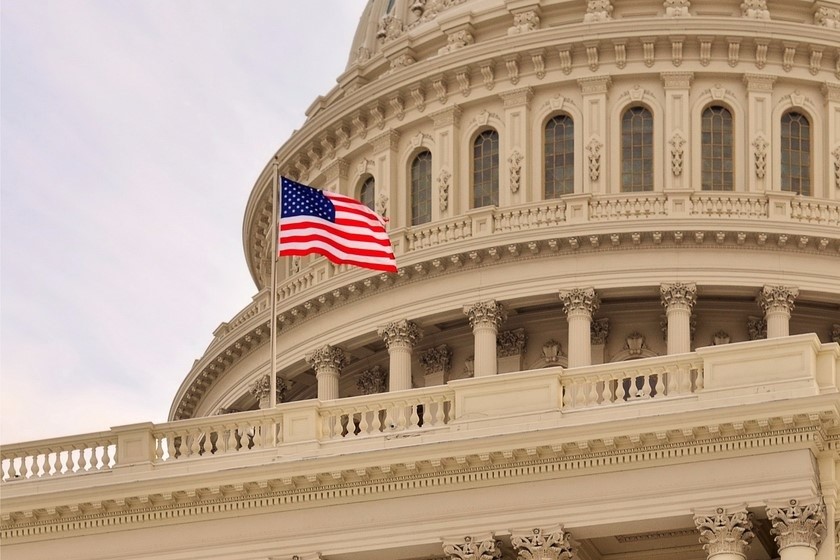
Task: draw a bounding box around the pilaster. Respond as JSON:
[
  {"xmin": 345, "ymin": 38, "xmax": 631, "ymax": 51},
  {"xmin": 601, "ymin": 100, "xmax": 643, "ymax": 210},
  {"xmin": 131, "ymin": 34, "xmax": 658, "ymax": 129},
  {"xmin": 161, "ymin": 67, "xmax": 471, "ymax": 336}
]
[
  {"xmin": 498, "ymin": 87, "xmax": 533, "ymax": 206},
  {"xmin": 305, "ymin": 345, "xmax": 348, "ymax": 400},
  {"xmin": 823, "ymin": 82, "xmax": 840, "ymax": 198},
  {"xmin": 743, "ymin": 74, "xmax": 776, "ymax": 192},
  {"xmin": 370, "ymin": 129, "xmax": 400, "ymax": 225},
  {"xmin": 322, "ymin": 157, "xmax": 349, "ymax": 195},
  {"xmin": 661, "ymin": 72, "xmax": 693, "ymax": 190},
  {"xmin": 660, "ymin": 282, "xmax": 697, "ymax": 354},
  {"xmin": 694, "ymin": 507, "xmax": 755, "ymax": 560},
  {"xmin": 757, "ymin": 285, "xmax": 799, "ymax": 338},
  {"xmin": 577, "ymin": 77, "xmax": 611, "ymax": 194},
  {"xmin": 559, "ymin": 288, "xmax": 600, "ymax": 367},
  {"xmin": 378, "ymin": 319, "xmax": 423, "ymax": 391},
  {"xmin": 464, "ymin": 300, "xmax": 507, "ymax": 377},
  {"xmin": 430, "ymin": 105, "xmax": 462, "ymax": 219}
]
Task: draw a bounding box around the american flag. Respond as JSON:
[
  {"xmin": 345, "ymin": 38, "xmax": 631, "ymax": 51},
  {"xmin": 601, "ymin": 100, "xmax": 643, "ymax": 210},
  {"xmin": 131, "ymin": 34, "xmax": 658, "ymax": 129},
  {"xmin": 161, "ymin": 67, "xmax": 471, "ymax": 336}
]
[{"xmin": 278, "ymin": 177, "xmax": 397, "ymax": 273}]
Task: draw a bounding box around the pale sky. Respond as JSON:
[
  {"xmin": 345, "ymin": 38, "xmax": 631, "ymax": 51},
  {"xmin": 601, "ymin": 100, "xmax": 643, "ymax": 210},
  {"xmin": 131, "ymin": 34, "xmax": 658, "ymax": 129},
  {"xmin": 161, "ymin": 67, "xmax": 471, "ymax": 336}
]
[{"xmin": 1, "ymin": 0, "xmax": 369, "ymax": 444}]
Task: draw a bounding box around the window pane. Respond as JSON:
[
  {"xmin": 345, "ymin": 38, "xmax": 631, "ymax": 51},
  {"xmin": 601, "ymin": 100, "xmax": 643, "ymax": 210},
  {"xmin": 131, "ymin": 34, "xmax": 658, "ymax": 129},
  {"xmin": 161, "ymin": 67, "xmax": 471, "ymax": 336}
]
[
  {"xmin": 544, "ymin": 115, "xmax": 574, "ymax": 198},
  {"xmin": 621, "ymin": 107, "xmax": 653, "ymax": 192},
  {"xmin": 781, "ymin": 112, "xmax": 811, "ymax": 196},
  {"xmin": 473, "ymin": 130, "xmax": 499, "ymax": 207},
  {"xmin": 701, "ymin": 106, "xmax": 734, "ymax": 191},
  {"xmin": 410, "ymin": 150, "xmax": 432, "ymax": 226},
  {"xmin": 360, "ymin": 177, "xmax": 375, "ymax": 210}
]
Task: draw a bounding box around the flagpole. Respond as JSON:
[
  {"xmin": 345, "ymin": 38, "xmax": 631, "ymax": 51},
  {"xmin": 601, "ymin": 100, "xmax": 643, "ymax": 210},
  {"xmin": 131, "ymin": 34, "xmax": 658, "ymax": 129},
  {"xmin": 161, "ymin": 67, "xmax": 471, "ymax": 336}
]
[{"xmin": 269, "ymin": 158, "xmax": 279, "ymax": 410}]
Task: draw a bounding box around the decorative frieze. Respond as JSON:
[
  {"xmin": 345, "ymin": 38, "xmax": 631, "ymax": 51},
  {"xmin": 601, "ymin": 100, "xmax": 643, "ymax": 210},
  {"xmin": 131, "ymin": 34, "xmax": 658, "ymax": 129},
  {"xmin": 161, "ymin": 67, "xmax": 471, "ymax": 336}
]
[
  {"xmin": 443, "ymin": 536, "xmax": 501, "ymax": 560},
  {"xmin": 356, "ymin": 365, "xmax": 388, "ymax": 395},
  {"xmin": 591, "ymin": 318, "xmax": 610, "ymax": 345},
  {"xmin": 464, "ymin": 300, "xmax": 507, "ymax": 329},
  {"xmin": 559, "ymin": 288, "xmax": 600, "ymax": 316},
  {"xmin": 766, "ymin": 499, "xmax": 827, "ymax": 551},
  {"xmin": 510, "ymin": 526, "xmax": 577, "ymax": 560},
  {"xmin": 583, "ymin": 0, "xmax": 613, "ymax": 22},
  {"xmin": 420, "ymin": 344, "xmax": 452, "ymax": 376},
  {"xmin": 757, "ymin": 285, "xmax": 799, "ymax": 314},
  {"xmin": 497, "ymin": 328, "xmax": 526, "ymax": 357},
  {"xmin": 378, "ymin": 319, "xmax": 423, "ymax": 349},
  {"xmin": 660, "ymin": 282, "xmax": 698, "ymax": 310},
  {"xmin": 694, "ymin": 508, "xmax": 755, "ymax": 558}
]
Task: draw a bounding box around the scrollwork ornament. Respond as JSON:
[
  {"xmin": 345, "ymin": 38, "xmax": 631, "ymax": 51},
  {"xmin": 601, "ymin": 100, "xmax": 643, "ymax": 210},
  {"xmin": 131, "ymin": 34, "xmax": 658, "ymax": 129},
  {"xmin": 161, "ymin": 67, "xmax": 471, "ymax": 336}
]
[
  {"xmin": 814, "ymin": 6, "xmax": 840, "ymax": 28},
  {"xmin": 438, "ymin": 168, "xmax": 451, "ymax": 212},
  {"xmin": 663, "ymin": 0, "xmax": 690, "ymax": 17},
  {"xmin": 591, "ymin": 318, "xmax": 610, "ymax": 344},
  {"xmin": 511, "ymin": 526, "xmax": 576, "ymax": 560},
  {"xmin": 747, "ymin": 316, "xmax": 767, "ymax": 340},
  {"xmin": 752, "ymin": 135, "xmax": 768, "ymax": 179},
  {"xmin": 443, "ymin": 536, "xmax": 502, "ymax": 560},
  {"xmin": 757, "ymin": 285, "xmax": 799, "ymax": 314},
  {"xmin": 741, "ymin": 0, "xmax": 770, "ymax": 19},
  {"xmin": 669, "ymin": 132, "xmax": 686, "ymax": 176},
  {"xmin": 832, "ymin": 323, "xmax": 840, "ymax": 344},
  {"xmin": 766, "ymin": 499, "xmax": 827, "ymax": 551},
  {"xmin": 541, "ymin": 339, "xmax": 564, "ymax": 364},
  {"xmin": 660, "ymin": 282, "xmax": 698, "ymax": 310},
  {"xmin": 509, "ymin": 10, "xmax": 541, "ymax": 35},
  {"xmin": 832, "ymin": 146, "xmax": 840, "ymax": 189},
  {"xmin": 693, "ymin": 508, "xmax": 755, "ymax": 558},
  {"xmin": 508, "ymin": 150, "xmax": 523, "ymax": 193},
  {"xmin": 586, "ymin": 137, "xmax": 603, "ymax": 182}
]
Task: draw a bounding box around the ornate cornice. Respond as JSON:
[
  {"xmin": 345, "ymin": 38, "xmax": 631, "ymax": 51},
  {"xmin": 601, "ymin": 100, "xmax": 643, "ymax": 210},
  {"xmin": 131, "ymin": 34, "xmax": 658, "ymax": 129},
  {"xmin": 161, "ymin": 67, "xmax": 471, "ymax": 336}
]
[
  {"xmin": 766, "ymin": 499, "xmax": 827, "ymax": 551},
  {"xmin": 464, "ymin": 300, "xmax": 507, "ymax": 330},
  {"xmin": 694, "ymin": 507, "xmax": 755, "ymax": 558},
  {"xmin": 378, "ymin": 319, "xmax": 423, "ymax": 349}
]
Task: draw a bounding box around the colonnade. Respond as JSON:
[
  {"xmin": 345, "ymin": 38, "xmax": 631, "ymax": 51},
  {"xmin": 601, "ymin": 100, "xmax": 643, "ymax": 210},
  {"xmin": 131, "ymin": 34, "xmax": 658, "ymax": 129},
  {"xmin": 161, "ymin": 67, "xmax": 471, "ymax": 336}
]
[
  {"xmin": 301, "ymin": 284, "xmax": 799, "ymax": 399},
  {"xmin": 436, "ymin": 499, "xmax": 828, "ymax": 560}
]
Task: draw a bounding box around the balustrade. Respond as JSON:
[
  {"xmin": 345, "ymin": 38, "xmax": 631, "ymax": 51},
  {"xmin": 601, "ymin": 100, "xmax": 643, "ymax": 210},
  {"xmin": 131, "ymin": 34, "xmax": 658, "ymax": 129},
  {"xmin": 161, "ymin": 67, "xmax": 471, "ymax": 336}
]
[
  {"xmin": 690, "ymin": 193, "xmax": 769, "ymax": 218},
  {"xmin": 589, "ymin": 193, "xmax": 668, "ymax": 220},
  {"xmin": 494, "ymin": 200, "xmax": 566, "ymax": 232},
  {"xmin": 791, "ymin": 198, "xmax": 840, "ymax": 226},
  {"xmin": 1, "ymin": 433, "xmax": 116, "ymax": 481},
  {"xmin": 151, "ymin": 411, "xmax": 275, "ymax": 463}
]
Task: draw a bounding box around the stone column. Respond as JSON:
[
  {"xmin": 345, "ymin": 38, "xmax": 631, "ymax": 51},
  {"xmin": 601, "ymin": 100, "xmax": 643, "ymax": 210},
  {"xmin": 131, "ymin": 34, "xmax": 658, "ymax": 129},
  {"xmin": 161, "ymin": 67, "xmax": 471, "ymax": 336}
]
[
  {"xmin": 498, "ymin": 87, "xmax": 533, "ymax": 205},
  {"xmin": 559, "ymin": 288, "xmax": 600, "ymax": 367},
  {"xmin": 370, "ymin": 130, "xmax": 400, "ymax": 225},
  {"xmin": 430, "ymin": 105, "xmax": 462, "ymax": 220},
  {"xmin": 694, "ymin": 507, "xmax": 755, "ymax": 560},
  {"xmin": 419, "ymin": 344, "xmax": 452, "ymax": 387},
  {"xmin": 511, "ymin": 525, "xmax": 577, "ymax": 560},
  {"xmin": 305, "ymin": 345, "xmax": 348, "ymax": 401},
  {"xmin": 378, "ymin": 319, "xmax": 423, "ymax": 391},
  {"xmin": 442, "ymin": 534, "xmax": 501, "ymax": 560},
  {"xmin": 578, "ymin": 76, "xmax": 611, "ymax": 195},
  {"xmin": 743, "ymin": 74, "xmax": 776, "ymax": 193},
  {"xmin": 758, "ymin": 285, "xmax": 799, "ymax": 338},
  {"xmin": 464, "ymin": 300, "xmax": 507, "ymax": 377},
  {"xmin": 660, "ymin": 282, "xmax": 697, "ymax": 354},
  {"xmin": 766, "ymin": 499, "xmax": 827, "ymax": 560},
  {"xmin": 661, "ymin": 72, "xmax": 693, "ymax": 191}
]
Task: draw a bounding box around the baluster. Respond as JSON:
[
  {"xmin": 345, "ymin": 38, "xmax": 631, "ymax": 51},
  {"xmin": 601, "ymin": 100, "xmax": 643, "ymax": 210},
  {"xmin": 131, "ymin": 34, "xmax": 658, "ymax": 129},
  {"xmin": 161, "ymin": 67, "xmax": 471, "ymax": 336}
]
[
  {"xmin": 397, "ymin": 404, "xmax": 408, "ymax": 431},
  {"xmin": 165, "ymin": 432, "xmax": 177, "ymax": 461},
  {"xmin": 586, "ymin": 378, "xmax": 599, "ymax": 406},
  {"xmin": 675, "ymin": 364, "xmax": 689, "ymax": 394},
  {"xmin": 357, "ymin": 409, "xmax": 370, "ymax": 435},
  {"xmin": 640, "ymin": 371, "xmax": 652, "ymax": 398},
  {"xmin": 79, "ymin": 445, "xmax": 91, "ymax": 472},
  {"xmin": 694, "ymin": 366, "xmax": 704, "ymax": 391},
  {"xmin": 655, "ymin": 368, "xmax": 665, "ymax": 397},
  {"xmin": 371, "ymin": 406, "xmax": 383, "ymax": 433},
  {"xmin": 188, "ymin": 430, "xmax": 201, "ymax": 456},
  {"xmin": 225, "ymin": 424, "xmax": 237, "ymax": 453},
  {"xmin": 616, "ymin": 375, "xmax": 627, "ymax": 401},
  {"xmin": 600, "ymin": 377, "xmax": 612, "ymax": 405},
  {"xmin": 666, "ymin": 364, "xmax": 678, "ymax": 394},
  {"xmin": 1, "ymin": 456, "xmax": 9, "ymax": 481},
  {"xmin": 60, "ymin": 446, "xmax": 72, "ymax": 474},
  {"xmin": 332, "ymin": 413, "xmax": 344, "ymax": 440},
  {"xmin": 435, "ymin": 398, "xmax": 447, "ymax": 425},
  {"xmin": 409, "ymin": 403, "xmax": 420, "ymax": 429},
  {"xmin": 177, "ymin": 431, "xmax": 190, "ymax": 458}
]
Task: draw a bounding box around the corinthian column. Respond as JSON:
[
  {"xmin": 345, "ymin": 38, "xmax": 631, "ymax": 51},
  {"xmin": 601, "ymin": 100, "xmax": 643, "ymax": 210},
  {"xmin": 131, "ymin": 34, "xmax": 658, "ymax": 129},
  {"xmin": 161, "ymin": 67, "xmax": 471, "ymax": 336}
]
[
  {"xmin": 660, "ymin": 282, "xmax": 697, "ymax": 354},
  {"xmin": 511, "ymin": 526, "xmax": 577, "ymax": 560},
  {"xmin": 305, "ymin": 345, "xmax": 348, "ymax": 401},
  {"xmin": 758, "ymin": 285, "xmax": 799, "ymax": 338},
  {"xmin": 464, "ymin": 300, "xmax": 507, "ymax": 377},
  {"xmin": 377, "ymin": 319, "xmax": 423, "ymax": 391},
  {"xmin": 559, "ymin": 288, "xmax": 600, "ymax": 367},
  {"xmin": 766, "ymin": 499, "xmax": 827, "ymax": 560},
  {"xmin": 694, "ymin": 507, "xmax": 755, "ymax": 560},
  {"xmin": 442, "ymin": 535, "xmax": 501, "ymax": 560}
]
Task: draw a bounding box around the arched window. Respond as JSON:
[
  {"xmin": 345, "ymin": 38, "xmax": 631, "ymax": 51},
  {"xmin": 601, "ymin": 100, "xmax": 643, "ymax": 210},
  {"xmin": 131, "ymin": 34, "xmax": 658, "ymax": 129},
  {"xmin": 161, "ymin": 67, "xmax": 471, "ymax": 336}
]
[
  {"xmin": 360, "ymin": 176, "xmax": 375, "ymax": 210},
  {"xmin": 410, "ymin": 150, "xmax": 432, "ymax": 225},
  {"xmin": 781, "ymin": 111, "xmax": 811, "ymax": 196},
  {"xmin": 701, "ymin": 106, "xmax": 734, "ymax": 191},
  {"xmin": 544, "ymin": 115, "xmax": 574, "ymax": 198},
  {"xmin": 473, "ymin": 129, "xmax": 499, "ymax": 208},
  {"xmin": 621, "ymin": 107, "xmax": 654, "ymax": 192}
]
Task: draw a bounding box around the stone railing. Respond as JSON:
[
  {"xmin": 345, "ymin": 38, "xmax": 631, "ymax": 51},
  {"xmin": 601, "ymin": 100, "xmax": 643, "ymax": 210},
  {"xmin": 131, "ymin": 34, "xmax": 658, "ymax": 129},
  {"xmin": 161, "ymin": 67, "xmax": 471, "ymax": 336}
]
[
  {"xmin": 690, "ymin": 192, "xmax": 769, "ymax": 219},
  {"xmin": 589, "ymin": 193, "xmax": 669, "ymax": 221},
  {"xmin": 791, "ymin": 198, "xmax": 840, "ymax": 226},
  {"xmin": 4, "ymin": 335, "xmax": 836, "ymax": 483}
]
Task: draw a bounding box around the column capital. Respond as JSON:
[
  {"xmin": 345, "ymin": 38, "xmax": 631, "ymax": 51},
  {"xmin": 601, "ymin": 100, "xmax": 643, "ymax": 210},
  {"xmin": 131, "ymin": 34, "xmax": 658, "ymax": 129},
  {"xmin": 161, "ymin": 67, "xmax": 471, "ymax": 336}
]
[
  {"xmin": 356, "ymin": 365, "xmax": 388, "ymax": 395},
  {"xmin": 757, "ymin": 285, "xmax": 799, "ymax": 314},
  {"xmin": 464, "ymin": 300, "xmax": 507, "ymax": 330},
  {"xmin": 577, "ymin": 75, "xmax": 612, "ymax": 95},
  {"xmin": 766, "ymin": 499, "xmax": 827, "ymax": 552},
  {"xmin": 510, "ymin": 526, "xmax": 576, "ymax": 560},
  {"xmin": 378, "ymin": 319, "xmax": 423, "ymax": 349},
  {"xmin": 660, "ymin": 282, "xmax": 698, "ymax": 310},
  {"xmin": 305, "ymin": 344, "xmax": 348, "ymax": 373},
  {"xmin": 559, "ymin": 287, "xmax": 600, "ymax": 315},
  {"xmin": 430, "ymin": 105, "xmax": 463, "ymax": 128},
  {"xmin": 694, "ymin": 507, "xmax": 755, "ymax": 559},
  {"xmin": 420, "ymin": 344, "xmax": 452, "ymax": 376},
  {"xmin": 443, "ymin": 535, "xmax": 501, "ymax": 560},
  {"xmin": 249, "ymin": 374, "xmax": 287, "ymax": 404},
  {"xmin": 591, "ymin": 317, "xmax": 610, "ymax": 345},
  {"xmin": 497, "ymin": 328, "xmax": 527, "ymax": 357}
]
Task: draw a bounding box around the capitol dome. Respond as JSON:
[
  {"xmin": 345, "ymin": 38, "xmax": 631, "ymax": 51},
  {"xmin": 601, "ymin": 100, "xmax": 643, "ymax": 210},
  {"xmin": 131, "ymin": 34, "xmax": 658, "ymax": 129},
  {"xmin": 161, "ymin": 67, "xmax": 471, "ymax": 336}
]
[
  {"xmin": 3, "ymin": 1, "xmax": 839, "ymax": 559},
  {"xmin": 168, "ymin": 0, "xmax": 840, "ymax": 422}
]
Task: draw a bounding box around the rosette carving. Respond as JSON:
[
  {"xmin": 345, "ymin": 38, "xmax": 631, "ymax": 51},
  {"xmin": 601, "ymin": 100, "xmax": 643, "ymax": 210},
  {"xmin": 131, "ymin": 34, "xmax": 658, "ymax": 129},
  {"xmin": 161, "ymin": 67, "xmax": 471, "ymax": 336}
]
[
  {"xmin": 443, "ymin": 536, "xmax": 501, "ymax": 560},
  {"xmin": 757, "ymin": 285, "xmax": 799, "ymax": 314},
  {"xmin": 559, "ymin": 288, "xmax": 600, "ymax": 316},
  {"xmin": 464, "ymin": 300, "xmax": 507, "ymax": 329},
  {"xmin": 766, "ymin": 499, "xmax": 827, "ymax": 551},
  {"xmin": 378, "ymin": 319, "xmax": 423, "ymax": 349},
  {"xmin": 511, "ymin": 526, "xmax": 576, "ymax": 560},
  {"xmin": 694, "ymin": 508, "xmax": 755, "ymax": 557}
]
